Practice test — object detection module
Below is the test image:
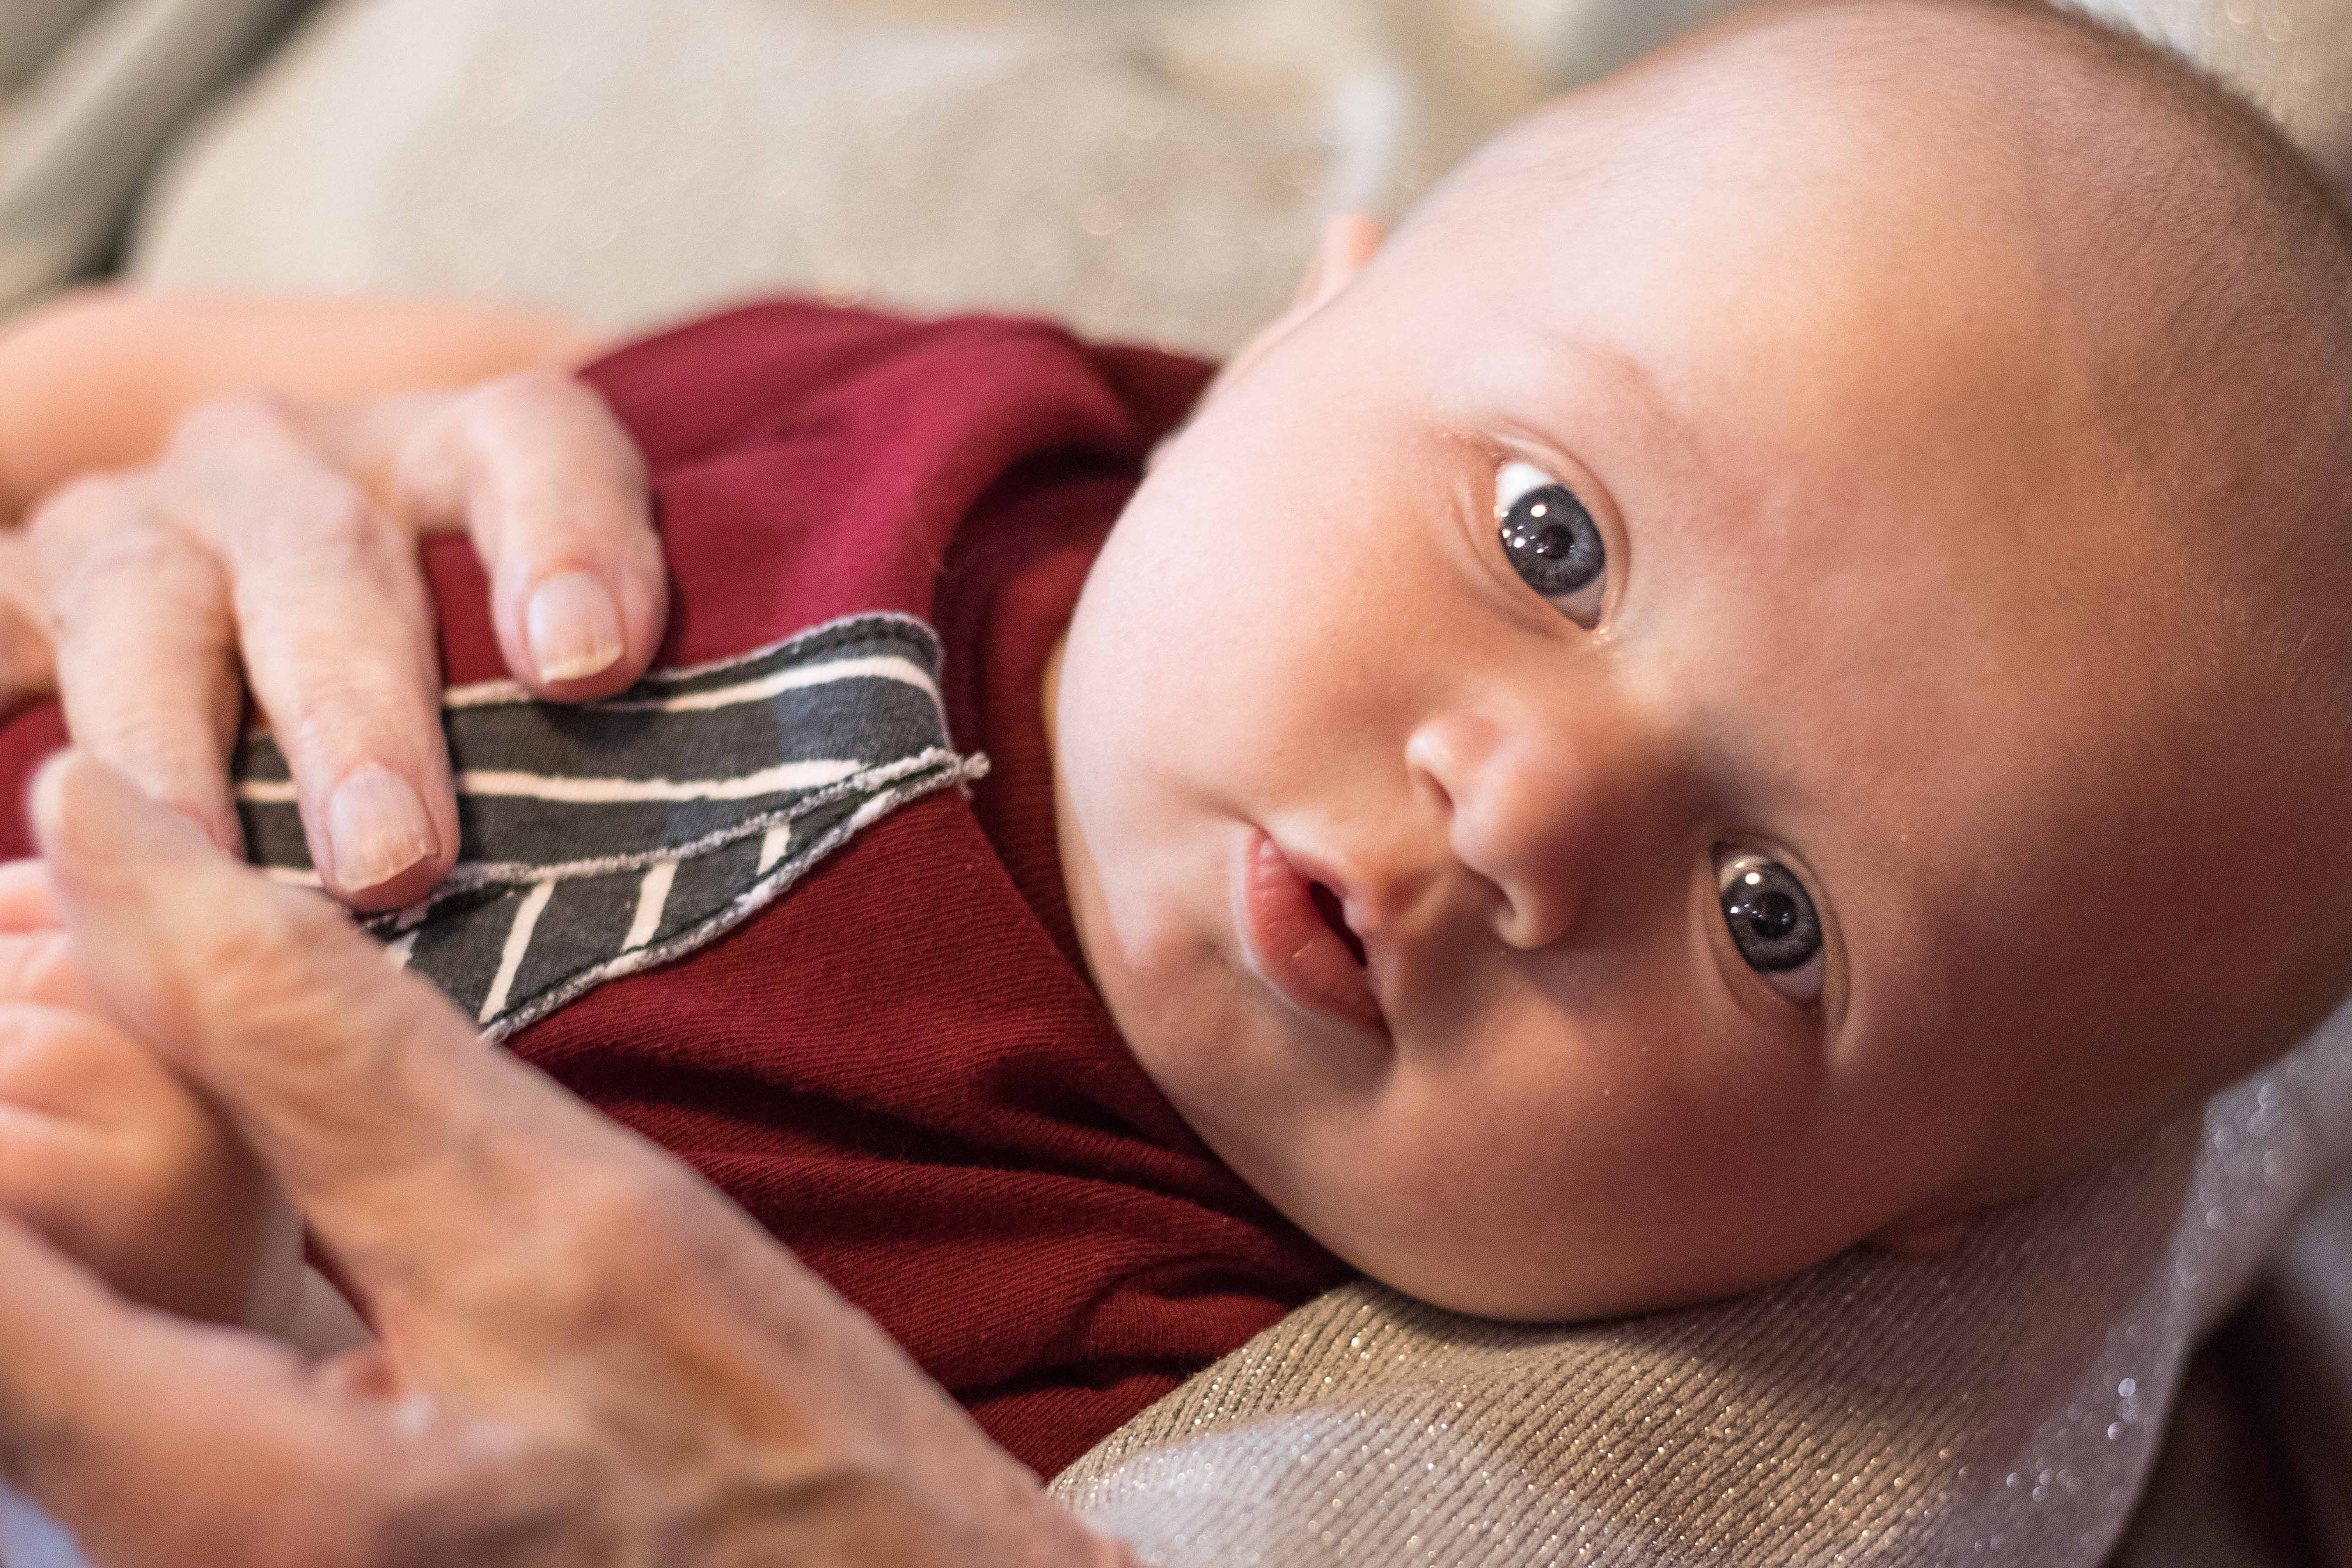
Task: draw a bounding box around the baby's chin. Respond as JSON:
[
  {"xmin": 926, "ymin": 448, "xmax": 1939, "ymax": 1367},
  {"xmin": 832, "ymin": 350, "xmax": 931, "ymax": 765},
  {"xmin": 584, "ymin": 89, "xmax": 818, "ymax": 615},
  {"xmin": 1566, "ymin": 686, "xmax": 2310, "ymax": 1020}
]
[
  {"xmin": 1298, "ymin": 1196, "xmax": 1878, "ymax": 1325},
  {"xmin": 1354, "ymin": 1245, "xmax": 1792, "ymax": 1325}
]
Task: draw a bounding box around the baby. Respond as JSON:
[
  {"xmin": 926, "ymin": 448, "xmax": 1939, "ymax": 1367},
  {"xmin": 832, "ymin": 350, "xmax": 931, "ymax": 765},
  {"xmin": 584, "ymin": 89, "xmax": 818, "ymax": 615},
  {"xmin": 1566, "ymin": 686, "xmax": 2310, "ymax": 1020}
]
[
  {"xmin": 1, "ymin": 0, "xmax": 2349, "ymax": 1451},
  {"xmin": 1046, "ymin": 0, "xmax": 2352, "ymax": 1317}
]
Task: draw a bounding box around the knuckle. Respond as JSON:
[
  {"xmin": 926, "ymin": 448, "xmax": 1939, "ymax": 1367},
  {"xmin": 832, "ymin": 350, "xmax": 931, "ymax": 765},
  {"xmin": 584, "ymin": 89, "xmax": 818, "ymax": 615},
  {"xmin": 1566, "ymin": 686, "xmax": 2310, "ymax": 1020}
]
[
  {"xmin": 161, "ymin": 398, "xmax": 396, "ymax": 569},
  {"xmin": 464, "ymin": 1157, "xmax": 689, "ymax": 1326},
  {"xmin": 167, "ymin": 392, "xmax": 298, "ymax": 457},
  {"xmin": 174, "ymin": 912, "xmax": 402, "ymax": 1098},
  {"xmin": 240, "ymin": 504, "xmax": 427, "ymax": 627},
  {"xmin": 268, "ymin": 670, "xmax": 429, "ymax": 760},
  {"xmin": 461, "ymin": 365, "xmax": 577, "ymax": 426},
  {"xmin": 55, "ymin": 703, "xmax": 219, "ymax": 804},
  {"xmin": 47, "ymin": 523, "xmax": 217, "ymax": 637},
  {"xmin": 63, "ymin": 515, "xmax": 193, "ymax": 580},
  {"xmin": 25, "ymin": 470, "xmax": 135, "ymax": 533},
  {"xmin": 183, "ymin": 890, "xmax": 344, "ymax": 1032},
  {"xmin": 460, "ymin": 369, "xmax": 644, "ymax": 483},
  {"xmin": 550, "ymin": 1160, "xmax": 679, "ymax": 1271},
  {"xmin": 24, "ymin": 472, "xmax": 144, "ymax": 567},
  {"xmin": 246, "ymin": 478, "xmax": 378, "ymax": 566}
]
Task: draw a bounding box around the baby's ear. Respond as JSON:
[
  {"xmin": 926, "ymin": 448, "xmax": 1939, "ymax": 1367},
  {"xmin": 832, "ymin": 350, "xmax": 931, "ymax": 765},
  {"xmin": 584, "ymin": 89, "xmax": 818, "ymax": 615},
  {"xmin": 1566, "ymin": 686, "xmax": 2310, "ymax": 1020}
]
[
  {"xmin": 1868, "ymin": 1213, "xmax": 1974, "ymax": 1258},
  {"xmin": 1289, "ymin": 212, "xmax": 1386, "ymax": 312},
  {"xmin": 1213, "ymin": 214, "xmax": 1386, "ymax": 389}
]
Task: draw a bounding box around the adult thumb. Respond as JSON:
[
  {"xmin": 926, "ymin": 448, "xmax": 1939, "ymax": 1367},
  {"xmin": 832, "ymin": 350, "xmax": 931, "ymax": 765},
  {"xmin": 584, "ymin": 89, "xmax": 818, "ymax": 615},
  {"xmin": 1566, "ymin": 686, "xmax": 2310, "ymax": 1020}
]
[{"xmin": 28, "ymin": 750, "xmax": 495, "ymax": 1229}]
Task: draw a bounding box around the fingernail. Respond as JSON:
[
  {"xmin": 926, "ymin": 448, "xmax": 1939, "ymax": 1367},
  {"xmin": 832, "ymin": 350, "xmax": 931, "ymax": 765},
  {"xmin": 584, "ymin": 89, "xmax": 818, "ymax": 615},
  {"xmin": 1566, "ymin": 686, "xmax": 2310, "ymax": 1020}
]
[
  {"xmin": 328, "ymin": 765, "xmax": 436, "ymax": 892},
  {"xmin": 526, "ymin": 571, "xmax": 623, "ymax": 683}
]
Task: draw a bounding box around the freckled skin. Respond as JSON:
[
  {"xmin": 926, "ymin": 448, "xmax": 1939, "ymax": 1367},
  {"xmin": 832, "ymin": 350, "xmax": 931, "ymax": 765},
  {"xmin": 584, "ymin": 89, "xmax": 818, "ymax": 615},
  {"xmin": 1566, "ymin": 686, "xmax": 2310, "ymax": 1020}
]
[{"xmin": 1044, "ymin": 7, "xmax": 2352, "ymax": 1320}]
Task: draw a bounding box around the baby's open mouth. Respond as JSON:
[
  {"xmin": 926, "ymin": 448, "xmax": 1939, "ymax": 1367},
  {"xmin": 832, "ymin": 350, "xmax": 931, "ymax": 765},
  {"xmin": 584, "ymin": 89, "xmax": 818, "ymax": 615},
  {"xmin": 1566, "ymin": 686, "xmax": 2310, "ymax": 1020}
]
[
  {"xmin": 1238, "ymin": 832, "xmax": 1385, "ymax": 1033},
  {"xmin": 1308, "ymin": 881, "xmax": 1367, "ymax": 966}
]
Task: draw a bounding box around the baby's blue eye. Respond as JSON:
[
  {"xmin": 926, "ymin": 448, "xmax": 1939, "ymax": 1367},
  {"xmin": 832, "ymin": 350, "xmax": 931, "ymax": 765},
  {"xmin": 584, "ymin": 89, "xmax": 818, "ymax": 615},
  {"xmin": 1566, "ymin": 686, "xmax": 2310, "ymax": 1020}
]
[
  {"xmin": 1495, "ymin": 460, "xmax": 1605, "ymax": 625},
  {"xmin": 1716, "ymin": 852, "xmax": 1824, "ymax": 1002}
]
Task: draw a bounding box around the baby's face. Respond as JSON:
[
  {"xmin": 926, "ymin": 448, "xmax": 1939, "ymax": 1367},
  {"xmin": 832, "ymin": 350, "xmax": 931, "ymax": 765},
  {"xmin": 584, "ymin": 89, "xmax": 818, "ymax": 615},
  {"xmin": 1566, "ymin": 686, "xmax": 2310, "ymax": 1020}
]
[{"xmin": 1050, "ymin": 48, "xmax": 2306, "ymax": 1318}]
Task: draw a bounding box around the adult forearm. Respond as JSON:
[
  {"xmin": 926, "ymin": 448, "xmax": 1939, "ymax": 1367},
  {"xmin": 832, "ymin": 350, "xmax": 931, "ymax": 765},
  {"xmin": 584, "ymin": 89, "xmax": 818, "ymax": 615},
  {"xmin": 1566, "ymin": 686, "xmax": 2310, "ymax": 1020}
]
[{"xmin": 0, "ymin": 286, "xmax": 600, "ymax": 516}]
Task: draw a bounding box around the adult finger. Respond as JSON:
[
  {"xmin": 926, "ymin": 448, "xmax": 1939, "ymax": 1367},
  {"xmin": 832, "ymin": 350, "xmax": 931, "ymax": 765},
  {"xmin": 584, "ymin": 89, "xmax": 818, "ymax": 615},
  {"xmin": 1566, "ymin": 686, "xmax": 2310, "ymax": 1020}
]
[
  {"xmin": 29, "ymin": 751, "xmax": 647, "ymax": 1284},
  {"xmin": 394, "ymin": 371, "xmax": 666, "ymax": 699},
  {"xmin": 24, "ymin": 475, "xmax": 246, "ymax": 856},
  {"xmin": 0, "ymin": 1216, "xmax": 601, "ymax": 1568},
  {"xmin": 160, "ymin": 398, "xmax": 457, "ymax": 911}
]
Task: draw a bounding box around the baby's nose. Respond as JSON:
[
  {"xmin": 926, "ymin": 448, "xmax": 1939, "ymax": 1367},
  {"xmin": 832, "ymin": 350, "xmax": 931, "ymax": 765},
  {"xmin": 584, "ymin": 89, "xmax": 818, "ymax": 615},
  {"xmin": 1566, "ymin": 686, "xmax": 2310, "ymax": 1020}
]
[{"xmin": 1404, "ymin": 705, "xmax": 1647, "ymax": 951}]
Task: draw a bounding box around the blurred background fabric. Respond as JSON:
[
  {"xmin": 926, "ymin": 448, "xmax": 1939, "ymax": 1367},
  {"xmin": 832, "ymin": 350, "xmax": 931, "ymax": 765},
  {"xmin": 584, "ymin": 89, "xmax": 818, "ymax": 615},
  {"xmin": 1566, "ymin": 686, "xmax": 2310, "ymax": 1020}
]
[
  {"xmin": 0, "ymin": 0, "xmax": 303, "ymax": 310},
  {"xmin": 2, "ymin": 0, "xmax": 2345, "ymax": 348},
  {"xmin": 121, "ymin": 0, "xmax": 1587, "ymax": 349},
  {"xmin": 0, "ymin": 2, "xmax": 2349, "ymax": 1565}
]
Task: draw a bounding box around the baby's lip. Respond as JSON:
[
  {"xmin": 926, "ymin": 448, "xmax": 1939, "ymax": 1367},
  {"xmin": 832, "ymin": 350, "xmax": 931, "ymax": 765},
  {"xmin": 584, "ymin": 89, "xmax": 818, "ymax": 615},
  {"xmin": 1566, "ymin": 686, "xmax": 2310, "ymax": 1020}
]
[{"xmin": 1236, "ymin": 830, "xmax": 1387, "ymax": 1035}]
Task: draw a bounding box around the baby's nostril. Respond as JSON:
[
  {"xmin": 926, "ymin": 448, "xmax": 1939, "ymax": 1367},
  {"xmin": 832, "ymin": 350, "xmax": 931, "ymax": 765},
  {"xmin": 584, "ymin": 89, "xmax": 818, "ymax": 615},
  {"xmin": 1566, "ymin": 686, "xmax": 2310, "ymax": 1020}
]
[{"xmin": 1308, "ymin": 881, "xmax": 1367, "ymax": 966}]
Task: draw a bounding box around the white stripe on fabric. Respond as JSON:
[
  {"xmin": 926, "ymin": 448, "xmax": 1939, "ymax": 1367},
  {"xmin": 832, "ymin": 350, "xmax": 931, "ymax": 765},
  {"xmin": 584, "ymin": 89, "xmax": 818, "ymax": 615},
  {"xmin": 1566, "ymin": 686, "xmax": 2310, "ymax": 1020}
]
[
  {"xmin": 606, "ymin": 653, "xmax": 941, "ymax": 712},
  {"xmin": 438, "ymin": 653, "xmax": 939, "ymax": 714},
  {"xmin": 431, "ymin": 677, "xmax": 530, "ymax": 710},
  {"xmin": 237, "ymin": 757, "xmax": 864, "ymax": 807},
  {"xmin": 622, "ymin": 860, "xmax": 677, "ymax": 951},
  {"xmin": 385, "ymin": 931, "xmax": 419, "ymax": 971},
  {"xmin": 842, "ymin": 788, "xmax": 905, "ymax": 834},
  {"xmin": 757, "ymin": 824, "xmax": 791, "ymax": 874},
  {"xmin": 446, "ymin": 759, "xmax": 867, "ymax": 803},
  {"xmin": 479, "ymin": 879, "xmax": 555, "ymax": 1023},
  {"xmin": 263, "ymin": 865, "xmax": 324, "ymax": 888}
]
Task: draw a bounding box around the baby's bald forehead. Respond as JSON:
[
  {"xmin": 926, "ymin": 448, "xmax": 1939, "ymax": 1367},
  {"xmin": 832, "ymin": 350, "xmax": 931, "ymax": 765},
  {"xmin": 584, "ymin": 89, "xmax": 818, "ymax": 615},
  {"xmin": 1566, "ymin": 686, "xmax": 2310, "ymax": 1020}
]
[
  {"xmin": 1442, "ymin": 0, "xmax": 2343, "ymax": 344},
  {"xmin": 1409, "ymin": 3, "xmax": 2232, "ymax": 468}
]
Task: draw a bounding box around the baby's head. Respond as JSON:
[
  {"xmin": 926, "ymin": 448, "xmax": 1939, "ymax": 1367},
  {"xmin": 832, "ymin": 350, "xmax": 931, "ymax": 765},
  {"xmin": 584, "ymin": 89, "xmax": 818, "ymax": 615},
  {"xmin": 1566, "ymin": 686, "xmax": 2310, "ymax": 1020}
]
[{"xmin": 1048, "ymin": 0, "xmax": 2352, "ymax": 1318}]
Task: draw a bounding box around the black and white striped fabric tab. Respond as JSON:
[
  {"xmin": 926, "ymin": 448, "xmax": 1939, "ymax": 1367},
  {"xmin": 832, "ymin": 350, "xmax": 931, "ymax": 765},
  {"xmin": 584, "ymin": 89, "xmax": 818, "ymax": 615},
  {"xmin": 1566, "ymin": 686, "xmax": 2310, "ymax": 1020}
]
[{"xmin": 232, "ymin": 613, "xmax": 985, "ymax": 1041}]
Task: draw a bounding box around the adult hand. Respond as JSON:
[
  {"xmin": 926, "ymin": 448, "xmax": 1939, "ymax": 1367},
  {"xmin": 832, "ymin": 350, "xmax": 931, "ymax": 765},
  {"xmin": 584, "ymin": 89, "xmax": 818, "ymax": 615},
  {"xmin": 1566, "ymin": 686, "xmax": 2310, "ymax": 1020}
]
[
  {"xmin": 0, "ymin": 373, "xmax": 666, "ymax": 910},
  {"xmin": 0, "ymin": 754, "xmax": 1132, "ymax": 1568}
]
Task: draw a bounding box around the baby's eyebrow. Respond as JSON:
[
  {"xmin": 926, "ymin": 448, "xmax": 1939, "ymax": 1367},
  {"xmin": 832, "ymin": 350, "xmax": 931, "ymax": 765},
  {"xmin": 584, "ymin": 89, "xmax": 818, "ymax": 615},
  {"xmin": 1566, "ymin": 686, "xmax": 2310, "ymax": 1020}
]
[{"xmin": 1505, "ymin": 329, "xmax": 1704, "ymax": 498}]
